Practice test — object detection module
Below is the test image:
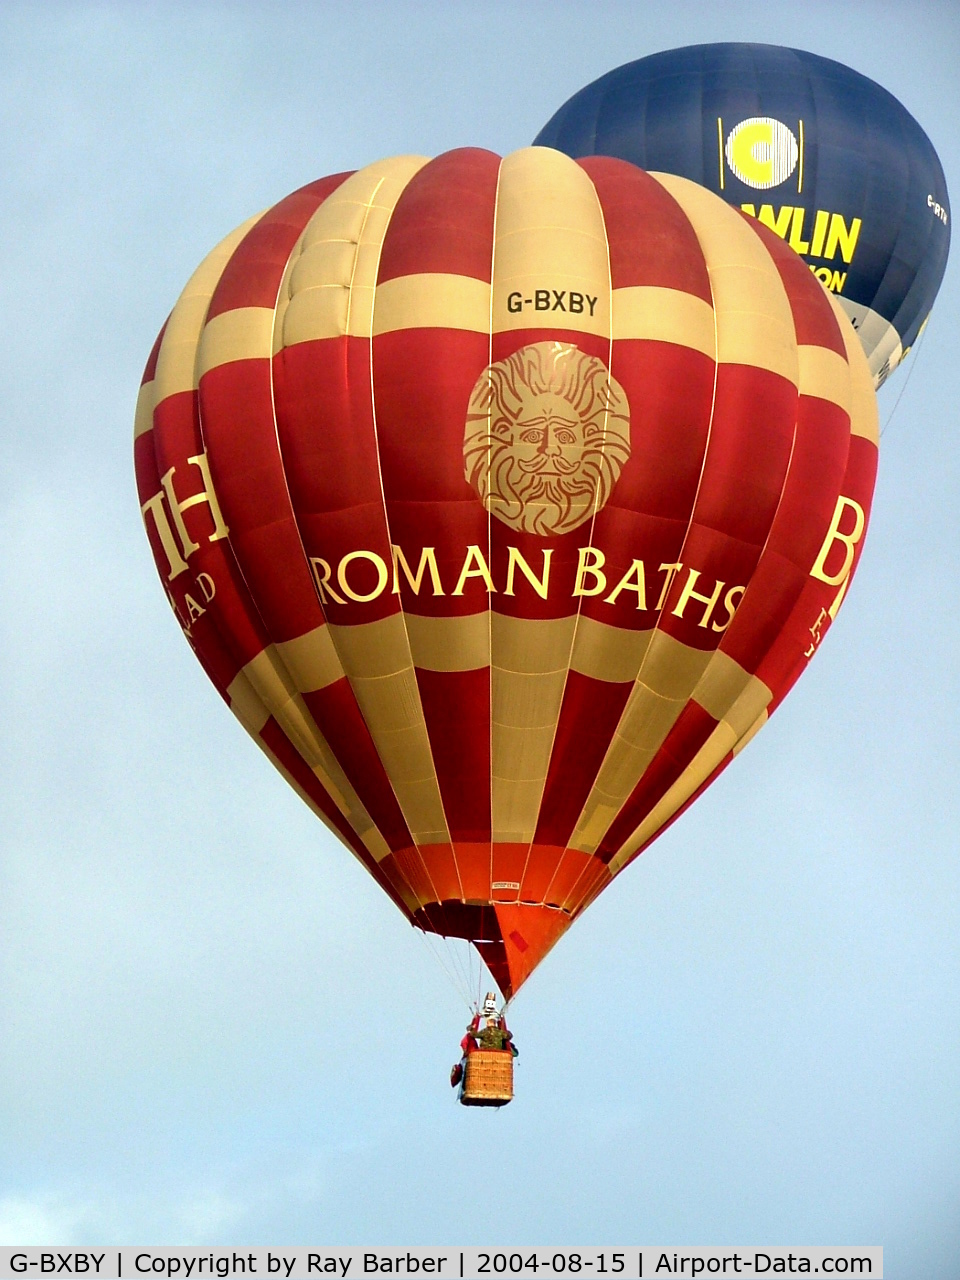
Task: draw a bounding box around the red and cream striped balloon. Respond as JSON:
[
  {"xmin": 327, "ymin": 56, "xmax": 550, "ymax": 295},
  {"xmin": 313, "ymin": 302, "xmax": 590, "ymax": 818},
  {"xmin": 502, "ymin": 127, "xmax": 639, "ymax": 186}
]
[{"xmin": 134, "ymin": 147, "xmax": 878, "ymax": 999}]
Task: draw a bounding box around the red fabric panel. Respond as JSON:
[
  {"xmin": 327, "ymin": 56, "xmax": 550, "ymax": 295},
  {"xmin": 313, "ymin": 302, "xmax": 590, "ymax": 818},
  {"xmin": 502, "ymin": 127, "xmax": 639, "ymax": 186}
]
[
  {"xmin": 581, "ymin": 155, "xmax": 713, "ymax": 301},
  {"xmin": 135, "ymin": 426, "xmax": 246, "ymax": 698},
  {"xmin": 658, "ymin": 521, "xmax": 769, "ymax": 647},
  {"xmin": 580, "ymin": 341, "xmax": 716, "ymax": 631},
  {"xmin": 517, "ymin": 843, "xmax": 565, "ymax": 904},
  {"xmin": 377, "ymin": 148, "xmax": 500, "ymax": 283},
  {"xmin": 759, "ymin": 433, "xmax": 877, "ymax": 712},
  {"xmin": 301, "ymin": 683, "xmax": 413, "ymax": 852},
  {"xmin": 150, "ymin": 389, "xmax": 269, "ymax": 667},
  {"xmin": 719, "ymin": 396, "xmax": 851, "ymax": 674},
  {"xmin": 494, "ymin": 902, "xmax": 573, "ymax": 997},
  {"xmin": 689, "ymin": 365, "xmax": 797, "ymax": 547},
  {"xmin": 200, "ymin": 359, "xmax": 327, "ymax": 640},
  {"xmin": 603, "ymin": 342, "xmax": 716, "ymax": 526},
  {"xmin": 648, "ymin": 364, "xmax": 797, "ymax": 655},
  {"xmin": 273, "ymin": 336, "xmax": 400, "ymax": 627},
  {"xmin": 370, "ymin": 327, "xmax": 489, "ymax": 618},
  {"xmin": 491, "ymin": 842, "xmax": 528, "ymax": 900},
  {"xmin": 535, "ymin": 671, "xmax": 633, "ymax": 847},
  {"xmin": 415, "ymin": 668, "xmax": 491, "ymax": 842},
  {"xmin": 745, "ymin": 214, "xmax": 847, "ymax": 355}
]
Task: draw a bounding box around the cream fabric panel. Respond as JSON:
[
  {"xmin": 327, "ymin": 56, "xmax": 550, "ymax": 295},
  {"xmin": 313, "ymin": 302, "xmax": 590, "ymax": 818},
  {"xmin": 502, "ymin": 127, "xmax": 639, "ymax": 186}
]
[
  {"xmin": 372, "ymin": 273, "xmax": 490, "ymax": 335},
  {"xmin": 612, "ymin": 286, "xmax": 715, "ymax": 356},
  {"xmin": 492, "ymin": 147, "xmax": 610, "ymax": 338},
  {"xmin": 490, "ymin": 615, "xmax": 578, "ymax": 842},
  {"xmin": 328, "ymin": 615, "xmax": 451, "ymax": 845},
  {"xmin": 651, "ymin": 172, "xmax": 798, "ymax": 386},
  {"xmin": 155, "ymin": 216, "xmax": 263, "ymax": 397},
  {"xmin": 797, "ymin": 344, "xmax": 851, "ymax": 416},
  {"xmin": 489, "ymin": 149, "xmax": 612, "ymax": 843},
  {"xmin": 272, "ymin": 157, "xmax": 454, "ymax": 849},
  {"xmin": 197, "ymin": 306, "xmax": 276, "ymax": 378},
  {"xmin": 279, "ymin": 157, "xmax": 429, "ymax": 348}
]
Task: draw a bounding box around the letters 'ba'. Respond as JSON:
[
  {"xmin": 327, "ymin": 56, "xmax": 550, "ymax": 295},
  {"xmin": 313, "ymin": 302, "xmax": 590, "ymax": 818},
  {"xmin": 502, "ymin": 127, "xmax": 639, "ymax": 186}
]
[{"xmin": 135, "ymin": 146, "xmax": 878, "ymax": 998}]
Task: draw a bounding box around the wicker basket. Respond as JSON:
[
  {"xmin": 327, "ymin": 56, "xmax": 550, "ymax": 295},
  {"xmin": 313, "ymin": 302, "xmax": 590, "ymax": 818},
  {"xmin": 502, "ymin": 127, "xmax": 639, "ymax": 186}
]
[{"xmin": 460, "ymin": 1048, "xmax": 514, "ymax": 1106}]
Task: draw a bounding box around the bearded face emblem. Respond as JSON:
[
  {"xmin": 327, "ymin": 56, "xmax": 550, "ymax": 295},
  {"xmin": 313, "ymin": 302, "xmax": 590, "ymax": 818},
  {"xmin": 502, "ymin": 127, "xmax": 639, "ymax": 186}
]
[{"xmin": 463, "ymin": 342, "xmax": 631, "ymax": 536}]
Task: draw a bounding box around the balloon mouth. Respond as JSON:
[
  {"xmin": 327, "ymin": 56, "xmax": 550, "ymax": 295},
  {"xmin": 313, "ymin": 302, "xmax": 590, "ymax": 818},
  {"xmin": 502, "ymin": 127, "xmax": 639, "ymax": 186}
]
[{"xmin": 414, "ymin": 900, "xmax": 579, "ymax": 1000}]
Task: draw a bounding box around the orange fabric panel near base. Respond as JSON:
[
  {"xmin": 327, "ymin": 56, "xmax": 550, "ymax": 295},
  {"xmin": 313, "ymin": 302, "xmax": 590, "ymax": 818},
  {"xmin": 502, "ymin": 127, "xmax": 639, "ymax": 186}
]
[
  {"xmin": 494, "ymin": 902, "xmax": 573, "ymax": 997},
  {"xmin": 473, "ymin": 942, "xmax": 513, "ymax": 999},
  {"xmin": 452, "ymin": 842, "xmax": 494, "ymax": 902},
  {"xmin": 519, "ymin": 844, "xmax": 598, "ymax": 907},
  {"xmin": 543, "ymin": 846, "xmax": 603, "ymax": 909},
  {"xmin": 566, "ymin": 858, "xmax": 612, "ymax": 918},
  {"xmin": 491, "ymin": 843, "xmax": 529, "ymax": 899},
  {"xmin": 417, "ymin": 842, "xmax": 463, "ymax": 903}
]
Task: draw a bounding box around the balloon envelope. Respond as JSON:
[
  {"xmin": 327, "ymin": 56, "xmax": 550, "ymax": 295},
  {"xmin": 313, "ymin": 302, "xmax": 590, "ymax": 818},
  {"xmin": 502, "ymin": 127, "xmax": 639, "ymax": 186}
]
[
  {"xmin": 135, "ymin": 147, "xmax": 878, "ymax": 998},
  {"xmin": 534, "ymin": 43, "xmax": 951, "ymax": 388}
]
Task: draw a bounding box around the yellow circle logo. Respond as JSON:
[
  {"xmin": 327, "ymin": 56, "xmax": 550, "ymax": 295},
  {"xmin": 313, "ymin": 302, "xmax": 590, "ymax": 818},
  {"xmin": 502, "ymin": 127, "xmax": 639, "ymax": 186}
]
[{"xmin": 725, "ymin": 117, "xmax": 799, "ymax": 189}]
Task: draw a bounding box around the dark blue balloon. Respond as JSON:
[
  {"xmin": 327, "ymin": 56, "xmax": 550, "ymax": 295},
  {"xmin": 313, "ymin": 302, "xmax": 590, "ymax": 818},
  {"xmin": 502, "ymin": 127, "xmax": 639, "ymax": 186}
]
[{"xmin": 534, "ymin": 43, "xmax": 950, "ymax": 387}]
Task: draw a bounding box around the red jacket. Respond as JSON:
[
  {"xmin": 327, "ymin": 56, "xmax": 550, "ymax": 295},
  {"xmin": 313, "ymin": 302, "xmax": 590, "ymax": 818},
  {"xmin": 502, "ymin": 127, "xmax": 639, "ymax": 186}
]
[{"xmin": 460, "ymin": 1013, "xmax": 481, "ymax": 1055}]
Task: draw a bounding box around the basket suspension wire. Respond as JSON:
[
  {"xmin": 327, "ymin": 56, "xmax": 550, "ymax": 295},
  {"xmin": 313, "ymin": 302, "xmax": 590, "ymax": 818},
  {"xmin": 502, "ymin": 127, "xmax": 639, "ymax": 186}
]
[
  {"xmin": 418, "ymin": 927, "xmax": 474, "ymax": 1010},
  {"xmin": 451, "ymin": 938, "xmax": 479, "ymax": 1012},
  {"xmin": 416, "ymin": 923, "xmax": 510, "ymax": 1018},
  {"xmin": 454, "ymin": 942, "xmax": 476, "ymax": 1012},
  {"xmin": 421, "ymin": 930, "xmax": 464, "ymax": 1005},
  {"xmin": 880, "ymin": 319, "xmax": 930, "ymax": 440},
  {"xmin": 427, "ymin": 929, "xmax": 490, "ymax": 1017}
]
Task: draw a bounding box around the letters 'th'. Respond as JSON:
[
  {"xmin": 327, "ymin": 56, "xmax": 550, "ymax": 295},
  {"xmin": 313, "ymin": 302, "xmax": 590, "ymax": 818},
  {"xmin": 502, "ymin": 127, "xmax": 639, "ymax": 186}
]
[{"xmin": 140, "ymin": 452, "xmax": 230, "ymax": 580}]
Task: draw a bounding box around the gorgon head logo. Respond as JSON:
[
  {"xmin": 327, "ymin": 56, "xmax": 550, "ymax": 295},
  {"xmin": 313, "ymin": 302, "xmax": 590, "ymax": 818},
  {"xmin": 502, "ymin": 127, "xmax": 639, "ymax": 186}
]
[{"xmin": 463, "ymin": 341, "xmax": 631, "ymax": 536}]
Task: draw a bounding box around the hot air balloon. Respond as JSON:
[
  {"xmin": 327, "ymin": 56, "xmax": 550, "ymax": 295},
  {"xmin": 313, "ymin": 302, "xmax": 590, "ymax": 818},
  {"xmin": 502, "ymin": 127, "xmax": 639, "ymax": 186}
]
[
  {"xmin": 135, "ymin": 146, "xmax": 878, "ymax": 1011},
  {"xmin": 534, "ymin": 43, "xmax": 951, "ymax": 388}
]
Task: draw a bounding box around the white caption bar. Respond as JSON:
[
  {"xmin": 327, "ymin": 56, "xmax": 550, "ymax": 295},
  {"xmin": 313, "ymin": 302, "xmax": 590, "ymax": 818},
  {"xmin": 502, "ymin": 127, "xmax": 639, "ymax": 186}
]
[{"xmin": 0, "ymin": 1249, "xmax": 883, "ymax": 1280}]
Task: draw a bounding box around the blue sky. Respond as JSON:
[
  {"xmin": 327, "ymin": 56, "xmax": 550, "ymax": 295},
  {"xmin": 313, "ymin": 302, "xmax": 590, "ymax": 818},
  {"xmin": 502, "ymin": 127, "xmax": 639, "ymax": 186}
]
[{"xmin": 1, "ymin": 0, "xmax": 959, "ymax": 1266}]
